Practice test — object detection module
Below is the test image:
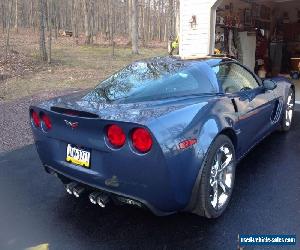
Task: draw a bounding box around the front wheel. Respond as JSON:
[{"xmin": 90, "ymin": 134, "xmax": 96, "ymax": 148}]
[
  {"xmin": 280, "ymin": 88, "xmax": 295, "ymax": 132},
  {"xmin": 194, "ymin": 135, "xmax": 236, "ymax": 218}
]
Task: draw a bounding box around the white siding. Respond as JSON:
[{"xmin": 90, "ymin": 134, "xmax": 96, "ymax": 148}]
[{"xmin": 179, "ymin": 0, "xmax": 217, "ymax": 58}]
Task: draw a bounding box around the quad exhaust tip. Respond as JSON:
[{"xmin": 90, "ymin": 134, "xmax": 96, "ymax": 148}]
[
  {"xmin": 65, "ymin": 182, "xmax": 78, "ymax": 195},
  {"xmin": 68, "ymin": 185, "xmax": 140, "ymax": 209},
  {"xmin": 97, "ymin": 195, "xmax": 109, "ymax": 208},
  {"xmin": 73, "ymin": 186, "xmax": 85, "ymax": 198},
  {"xmin": 88, "ymin": 192, "xmax": 109, "ymax": 208},
  {"xmin": 65, "ymin": 182, "xmax": 85, "ymax": 198},
  {"xmin": 89, "ymin": 192, "xmax": 101, "ymax": 204}
]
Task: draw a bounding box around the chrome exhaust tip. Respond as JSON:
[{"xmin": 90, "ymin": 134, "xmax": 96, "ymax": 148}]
[
  {"xmin": 65, "ymin": 182, "xmax": 77, "ymax": 195},
  {"xmin": 89, "ymin": 192, "xmax": 101, "ymax": 204},
  {"xmin": 96, "ymin": 195, "xmax": 109, "ymax": 208},
  {"xmin": 72, "ymin": 186, "xmax": 85, "ymax": 198}
]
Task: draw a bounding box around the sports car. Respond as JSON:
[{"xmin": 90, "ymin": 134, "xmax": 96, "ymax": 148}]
[{"xmin": 30, "ymin": 57, "xmax": 295, "ymax": 218}]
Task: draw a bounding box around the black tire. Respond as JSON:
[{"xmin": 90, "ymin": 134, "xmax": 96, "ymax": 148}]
[
  {"xmin": 194, "ymin": 135, "xmax": 236, "ymax": 218},
  {"xmin": 280, "ymin": 88, "xmax": 295, "ymax": 132}
]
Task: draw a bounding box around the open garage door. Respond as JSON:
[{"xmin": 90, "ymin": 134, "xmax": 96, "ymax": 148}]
[{"xmin": 211, "ymin": 0, "xmax": 300, "ymax": 102}]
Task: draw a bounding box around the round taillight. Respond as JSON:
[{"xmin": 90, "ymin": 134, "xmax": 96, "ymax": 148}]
[
  {"xmin": 132, "ymin": 128, "xmax": 152, "ymax": 153},
  {"xmin": 31, "ymin": 111, "xmax": 40, "ymax": 127},
  {"xmin": 41, "ymin": 113, "xmax": 52, "ymax": 130},
  {"xmin": 107, "ymin": 124, "xmax": 126, "ymax": 148}
]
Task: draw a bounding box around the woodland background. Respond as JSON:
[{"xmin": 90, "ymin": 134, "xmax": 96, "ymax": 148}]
[
  {"xmin": 2, "ymin": 0, "xmax": 180, "ymax": 60},
  {"xmin": 0, "ymin": 0, "xmax": 179, "ymax": 102}
]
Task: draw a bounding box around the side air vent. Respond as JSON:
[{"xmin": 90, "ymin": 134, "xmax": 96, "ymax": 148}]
[
  {"xmin": 51, "ymin": 106, "xmax": 99, "ymax": 118},
  {"xmin": 270, "ymin": 99, "xmax": 283, "ymax": 123}
]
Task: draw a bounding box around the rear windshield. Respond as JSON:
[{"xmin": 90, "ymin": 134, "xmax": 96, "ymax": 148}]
[{"xmin": 86, "ymin": 59, "xmax": 217, "ymax": 103}]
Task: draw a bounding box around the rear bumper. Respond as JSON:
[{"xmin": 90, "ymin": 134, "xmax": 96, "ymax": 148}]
[
  {"xmin": 33, "ymin": 133, "xmax": 194, "ymax": 215},
  {"xmin": 44, "ymin": 164, "xmax": 173, "ymax": 216}
]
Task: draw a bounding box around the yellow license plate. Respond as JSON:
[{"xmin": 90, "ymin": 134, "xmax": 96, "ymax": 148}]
[{"xmin": 66, "ymin": 144, "xmax": 90, "ymax": 168}]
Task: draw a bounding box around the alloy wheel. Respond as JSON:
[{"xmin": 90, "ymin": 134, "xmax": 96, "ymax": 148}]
[
  {"xmin": 209, "ymin": 145, "xmax": 234, "ymax": 210},
  {"xmin": 285, "ymin": 91, "xmax": 295, "ymax": 127}
]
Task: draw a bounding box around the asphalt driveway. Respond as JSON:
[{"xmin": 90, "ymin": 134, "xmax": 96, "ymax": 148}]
[{"xmin": 0, "ymin": 111, "xmax": 300, "ymax": 250}]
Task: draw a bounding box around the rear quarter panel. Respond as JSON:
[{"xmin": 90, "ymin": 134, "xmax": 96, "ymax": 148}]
[{"xmin": 145, "ymin": 96, "xmax": 238, "ymax": 207}]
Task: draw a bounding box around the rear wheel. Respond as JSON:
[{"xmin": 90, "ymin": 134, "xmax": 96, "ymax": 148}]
[
  {"xmin": 194, "ymin": 135, "xmax": 236, "ymax": 218},
  {"xmin": 280, "ymin": 88, "xmax": 295, "ymax": 132}
]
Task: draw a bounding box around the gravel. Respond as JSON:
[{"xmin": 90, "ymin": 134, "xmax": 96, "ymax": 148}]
[{"xmin": 0, "ymin": 89, "xmax": 82, "ymax": 153}]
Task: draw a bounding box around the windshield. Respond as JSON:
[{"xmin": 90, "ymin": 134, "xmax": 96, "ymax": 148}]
[{"xmin": 85, "ymin": 59, "xmax": 217, "ymax": 103}]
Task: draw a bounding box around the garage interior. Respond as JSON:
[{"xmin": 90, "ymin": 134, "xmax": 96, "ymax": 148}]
[{"xmin": 213, "ymin": 0, "xmax": 300, "ymax": 102}]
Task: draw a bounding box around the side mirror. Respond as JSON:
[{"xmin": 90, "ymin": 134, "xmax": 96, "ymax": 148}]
[{"xmin": 262, "ymin": 79, "xmax": 277, "ymax": 91}]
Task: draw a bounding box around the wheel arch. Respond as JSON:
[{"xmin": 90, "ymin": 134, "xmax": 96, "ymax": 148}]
[
  {"xmin": 184, "ymin": 126, "xmax": 237, "ymax": 215},
  {"xmin": 219, "ymin": 128, "xmax": 237, "ymax": 151},
  {"xmin": 290, "ymin": 83, "xmax": 295, "ymax": 93}
]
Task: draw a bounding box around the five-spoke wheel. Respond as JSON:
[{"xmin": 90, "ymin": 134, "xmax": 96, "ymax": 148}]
[
  {"xmin": 195, "ymin": 134, "xmax": 236, "ymax": 218},
  {"xmin": 209, "ymin": 145, "xmax": 234, "ymax": 210},
  {"xmin": 281, "ymin": 88, "xmax": 295, "ymax": 131}
]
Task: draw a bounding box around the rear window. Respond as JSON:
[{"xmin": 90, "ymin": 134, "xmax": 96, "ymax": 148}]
[{"xmin": 86, "ymin": 59, "xmax": 217, "ymax": 103}]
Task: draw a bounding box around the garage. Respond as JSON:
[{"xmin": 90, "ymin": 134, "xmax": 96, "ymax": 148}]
[{"xmin": 179, "ymin": 0, "xmax": 300, "ymax": 102}]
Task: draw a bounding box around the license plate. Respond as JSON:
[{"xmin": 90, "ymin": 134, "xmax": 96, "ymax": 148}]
[{"xmin": 66, "ymin": 144, "xmax": 91, "ymax": 168}]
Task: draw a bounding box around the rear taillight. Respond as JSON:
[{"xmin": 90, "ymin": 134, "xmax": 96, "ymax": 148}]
[
  {"xmin": 41, "ymin": 113, "xmax": 52, "ymax": 130},
  {"xmin": 131, "ymin": 128, "xmax": 152, "ymax": 153},
  {"xmin": 107, "ymin": 124, "xmax": 126, "ymax": 148},
  {"xmin": 31, "ymin": 111, "xmax": 40, "ymax": 127}
]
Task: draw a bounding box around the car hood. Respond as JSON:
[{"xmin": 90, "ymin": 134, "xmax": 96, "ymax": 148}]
[{"xmin": 37, "ymin": 90, "xmax": 214, "ymax": 125}]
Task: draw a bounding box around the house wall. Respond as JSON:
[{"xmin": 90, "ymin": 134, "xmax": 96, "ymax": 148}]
[{"xmin": 179, "ymin": 0, "xmax": 217, "ymax": 58}]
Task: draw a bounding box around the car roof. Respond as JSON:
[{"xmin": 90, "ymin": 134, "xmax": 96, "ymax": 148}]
[{"xmin": 136, "ymin": 56, "xmax": 235, "ymax": 69}]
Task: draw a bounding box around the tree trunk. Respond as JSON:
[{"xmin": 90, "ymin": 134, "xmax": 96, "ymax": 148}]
[
  {"xmin": 175, "ymin": 0, "xmax": 180, "ymax": 37},
  {"xmin": 110, "ymin": 1, "xmax": 115, "ymax": 46},
  {"xmin": 48, "ymin": 27, "xmax": 52, "ymax": 64},
  {"xmin": 29, "ymin": 0, "xmax": 33, "ymax": 30},
  {"xmin": 140, "ymin": 0, "xmax": 146, "ymax": 46},
  {"xmin": 72, "ymin": 0, "xmax": 79, "ymax": 38},
  {"xmin": 1, "ymin": 1, "xmax": 5, "ymax": 33},
  {"xmin": 158, "ymin": 0, "xmax": 162, "ymax": 42},
  {"xmin": 168, "ymin": 0, "xmax": 174, "ymax": 39},
  {"xmin": 5, "ymin": 1, "xmax": 14, "ymax": 62},
  {"xmin": 128, "ymin": 0, "xmax": 132, "ymax": 44},
  {"xmin": 131, "ymin": 0, "xmax": 139, "ymax": 54},
  {"xmin": 39, "ymin": 0, "xmax": 48, "ymax": 61},
  {"xmin": 83, "ymin": 0, "xmax": 91, "ymax": 44},
  {"xmin": 147, "ymin": 0, "xmax": 151, "ymax": 42},
  {"xmin": 48, "ymin": 0, "xmax": 52, "ymax": 64},
  {"xmin": 15, "ymin": 0, "xmax": 18, "ymax": 32}
]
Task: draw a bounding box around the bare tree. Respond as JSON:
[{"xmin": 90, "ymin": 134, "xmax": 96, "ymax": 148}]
[
  {"xmin": 175, "ymin": 0, "xmax": 180, "ymax": 37},
  {"xmin": 5, "ymin": 0, "xmax": 14, "ymax": 61},
  {"xmin": 39, "ymin": 0, "xmax": 48, "ymax": 61},
  {"xmin": 47, "ymin": 0, "xmax": 53, "ymax": 64},
  {"xmin": 131, "ymin": 0, "xmax": 138, "ymax": 54},
  {"xmin": 15, "ymin": 0, "xmax": 18, "ymax": 32},
  {"xmin": 1, "ymin": 0, "xmax": 180, "ymax": 50},
  {"xmin": 72, "ymin": 0, "xmax": 79, "ymax": 38},
  {"xmin": 168, "ymin": 0, "xmax": 174, "ymax": 39},
  {"xmin": 128, "ymin": 0, "xmax": 132, "ymax": 44},
  {"xmin": 83, "ymin": 0, "xmax": 91, "ymax": 44},
  {"xmin": 1, "ymin": 1, "xmax": 5, "ymax": 33}
]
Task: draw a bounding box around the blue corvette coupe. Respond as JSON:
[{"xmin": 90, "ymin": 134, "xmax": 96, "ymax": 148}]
[{"xmin": 30, "ymin": 57, "xmax": 295, "ymax": 218}]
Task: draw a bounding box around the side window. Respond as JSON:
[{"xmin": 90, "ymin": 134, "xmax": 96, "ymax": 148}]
[{"xmin": 213, "ymin": 63, "xmax": 259, "ymax": 93}]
